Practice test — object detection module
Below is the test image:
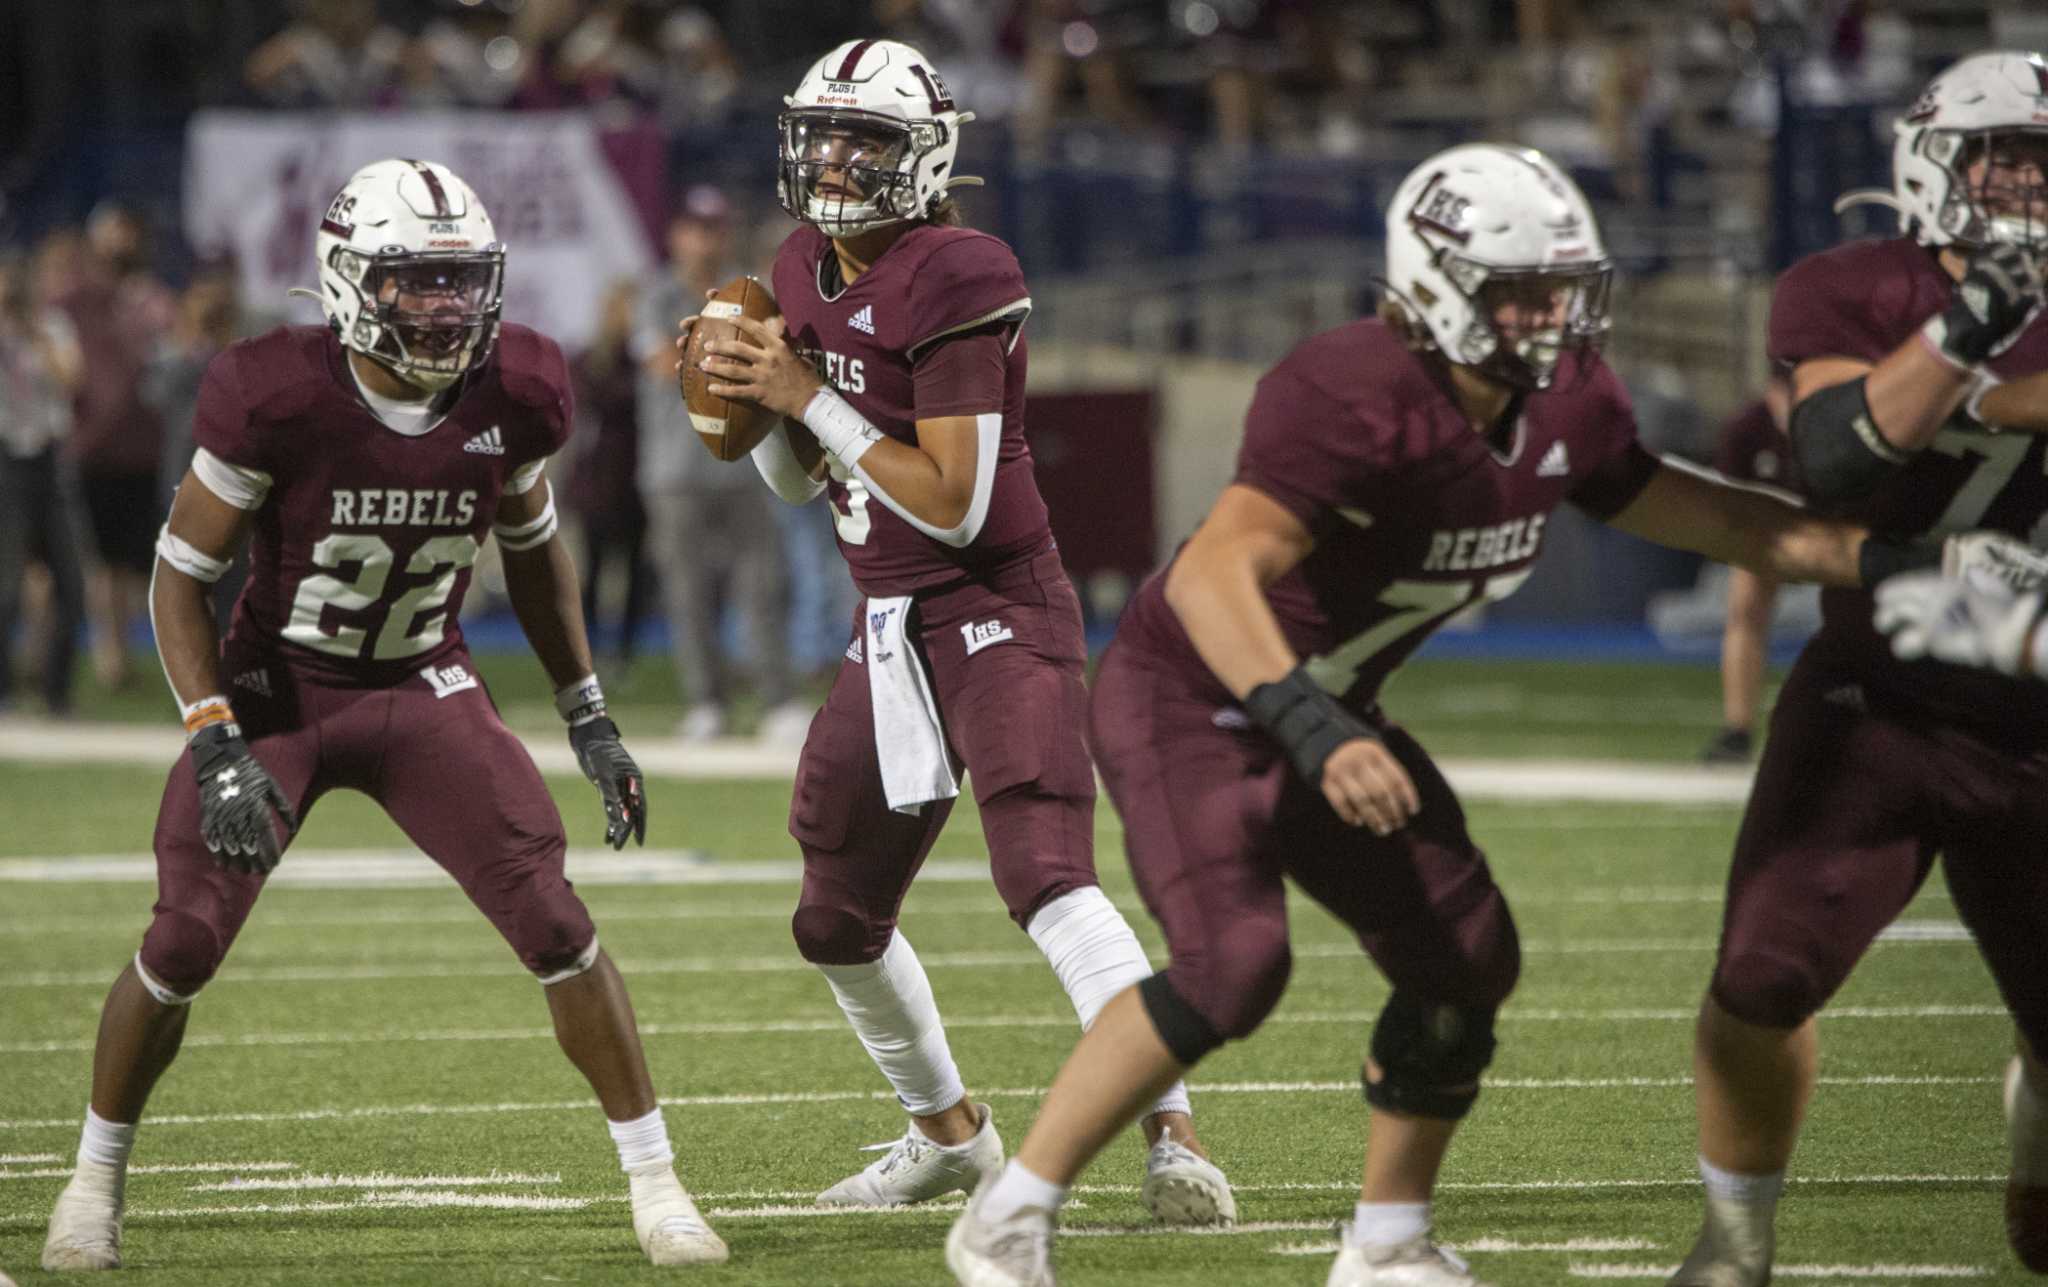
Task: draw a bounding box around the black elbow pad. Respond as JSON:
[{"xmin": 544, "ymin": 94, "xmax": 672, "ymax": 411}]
[{"xmin": 1789, "ymin": 378, "xmax": 1913, "ymax": 510}]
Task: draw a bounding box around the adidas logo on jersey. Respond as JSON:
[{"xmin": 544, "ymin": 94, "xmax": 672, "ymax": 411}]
[
  {"xmin": 847, "ymin": 305, "xmax": 875, "ymax": 335},
  {"xmin": 463, "ymin": 425, "xmax": 506, "ymax": 456},
  {"xmin": 232, "ymin": 668, "xmax": 272, "ymax": 699},
  {"xmin": 1536, "ymin": 440, "xmax": 1571, "ymax": 478}
]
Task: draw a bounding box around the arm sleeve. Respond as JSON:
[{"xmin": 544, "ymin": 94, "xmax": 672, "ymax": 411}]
[
  {"xmin": 911, "ymin": 329, "xmax": 1008, "ymax": 419},
  {"xmin": 752, "ymin": 423, "xmax": 828, "ymax": 504},
  {"xmin": 906, "ymin": 237, "xmax": 1032, "ymax": 358}
]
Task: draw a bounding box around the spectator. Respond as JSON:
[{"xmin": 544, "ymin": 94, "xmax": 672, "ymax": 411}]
[
  {"xmin": 244, "ymin": 0, "xmax": 406, "ymax": 109},
  {"xmin": 556, "ymin": 0, "xmax": 739, "ymax": 129},
  {"xmin": 143, "ymin": 268, "xmax": 245, "ymax": 634},
  {"xmin": 568, "ymin": 278, "xmax": 652, "ymax": 675},
  {"xmin": 1701, "ymin": 373, "xmax": 1804, "ymax": 763},
  {"xmin": 59, "ymin": 209, "xmax": 172, "ymax": 691},
  {"xmin": 404, "ymin": 0, "xmax": 531, "ymax": 109},
  {"xmin": 0, "ymin": 252, "xmax": 87, "ymax": 716},
  {"xmin": 633, "ymin": 186, "xmax": 805, "ymax": 742}
]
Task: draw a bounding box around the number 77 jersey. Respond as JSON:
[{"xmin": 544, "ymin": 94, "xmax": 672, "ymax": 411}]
[
  {"xmin": 1112, "ymin": 318, "xmax": 1660, "ymax": 712},
  {"xmin": 190, "ymin": 323, "xmax": 573, "ymax": 686},
  {"xmin": 1768, "ymin": 235, "xmax": 2048, "ymax": 730}
]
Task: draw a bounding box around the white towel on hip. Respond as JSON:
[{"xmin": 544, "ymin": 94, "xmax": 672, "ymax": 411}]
[{"xmin": 863, "ymin": 595, "xmax": 960, "ymax": 814}]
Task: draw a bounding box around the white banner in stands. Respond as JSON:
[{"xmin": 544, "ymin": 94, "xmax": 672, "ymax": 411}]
[{"xmin": 183, "ymin": 110, "xmax": 655, "ymax": 349}]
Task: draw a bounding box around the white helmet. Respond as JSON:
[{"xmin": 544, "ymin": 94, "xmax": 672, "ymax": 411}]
[
  {"xmin": 311, "ymin": 158, "xmax": 505, "ymax": 393},
  {"xmin": 1838, "ymin": 50, "xmax": 2048, "ymax": 250},
  {"xmin": 777, "ymin": 39, "xmax": 980, "ymax": 238},
  {"xmin": 1382, "ymin": 143, "xmax": 1613, "ymax": 391}
]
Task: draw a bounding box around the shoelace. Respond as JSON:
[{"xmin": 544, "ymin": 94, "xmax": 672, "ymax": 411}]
[{"xmin": 858, "ymin": 1129, "xmax": 931, "ymax": 1177}]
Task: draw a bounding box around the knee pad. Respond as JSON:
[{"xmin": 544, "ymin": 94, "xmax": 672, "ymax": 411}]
[
  {"xmin": 1365, "ymin": 990, "xmax": 1498, "ymax": 1121},
  {"xmin": 791, "ymin": 902, "xmax": 888, "ymax": 966},
  {"xmin": 138, "ymin": 908, "xmax": 229, "ymax": 1000},
  {"xmin": 1710, "ymin": 948, "xmax": 1827, "ymax": 1029},
  {"xmin": 508, "ymin": 881, "xmax": 597, "ymax": 979},
  {"xmin": 1138, "ymin": 973, "xmax": 1225, "ymax": 1066}
]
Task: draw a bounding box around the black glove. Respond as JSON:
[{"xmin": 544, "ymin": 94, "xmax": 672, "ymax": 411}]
[
  {"xmin": 569, "ymin": 716, "xmax": 647, "ymax": 849},
  {"xmin": 1242, "ymin": 665, "xmax": 1379, "ymax": 790},
  {"xmin": 189, "ymin": 723, "xmax": 296, "ymax": 874},
  {"xmin": 1924, "ymin": 241, "xmax": 2043, "ymax": 366}
]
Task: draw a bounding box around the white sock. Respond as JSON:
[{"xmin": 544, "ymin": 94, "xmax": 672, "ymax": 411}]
[
  {"xmin": 978, "ymin": 1159, "xmax": 1068, "ymax": 1223},
  {"xmin": 1699, "ymin": 1154, "xmax": 1784, "ymax": 1208},
  {"xmin": 77, "ymin": 1107, "xmax": 137, "ymax": 1171},
  {"xmin": 1346, "ymin": 1200, "xmax": 1429, "ymax": 1248},
  {"xmin": 607, "ymin": 1107, "xmax": 675, "ymax": 1174},
  {"xmin": 816, "ymin": 932, "xmax": 966, "ymax": 1118},
  {"xmin": 1027, "ymin": 886, "xmax": 1192, "ymax": 1119},
  {"xmin": 2009, "ymin": 1057, "xmax": 2048, "ymax": 1185}
]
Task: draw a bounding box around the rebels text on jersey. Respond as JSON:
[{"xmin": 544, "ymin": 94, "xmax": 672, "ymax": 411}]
[
  {"xmin": 1769, "ymin": 236, "xmax": 2048, "ymax": 733},
  {"xmin": 193, "ymin": 323, "xmax": 572, "ymax": 685},
  {"xmin": 1116, "ymin": 320, "xmax": 1658, "ymax": 711},
  {"xmin": 771, "ymin": 222, "xmax": 1051, "ymax": 595}
]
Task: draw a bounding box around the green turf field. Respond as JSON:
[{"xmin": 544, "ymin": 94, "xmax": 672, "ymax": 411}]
[{"xmin": 0, "ymin": 659, "xmax": 2022, "ymax": 1285}]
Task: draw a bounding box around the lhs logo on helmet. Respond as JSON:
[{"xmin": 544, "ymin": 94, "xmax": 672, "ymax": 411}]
[{"xmin": 1409, "ymin": 171, "xmax": 1473, "ymax": 245}]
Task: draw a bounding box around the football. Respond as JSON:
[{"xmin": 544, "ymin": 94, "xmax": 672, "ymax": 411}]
[{"xmin": 679, "ymin": 274, "xmax": 781, "ymax": 462}]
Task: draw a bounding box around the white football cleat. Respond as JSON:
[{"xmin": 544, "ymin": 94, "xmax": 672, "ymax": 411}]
[
  {"xmin": 675, "ymin": 704, "xmax": 726, "ymax": 742},
  {"xmin": 818, "ymin": 1104, "xmax": 1003, "ymax": 1207},
  {"xmin": 1327, "ymin": 1230, "xmax": 1492, "ymax": 1287},
  {"xmin": 41, "ymin": 1159, "xmax": 125, "ymax": 1271},
  {"xmin": 1665, "ymin": 1194, "xmax": 1773, "ymax": 1287},
  {"xmin": 946, "ymin": 1184, "xmax": 1056, "ymax": 1287},
  {"xmin": 757, "ymin": 700, "xmax": 815, "ymax": 747},
  {"xmin": 1140, "ymin": 1138, "xmax": 1237, "ymax": 1225},
  {"xmin": 628, "ymin": 1165, "xmax": 729, "ymax": 1266}
]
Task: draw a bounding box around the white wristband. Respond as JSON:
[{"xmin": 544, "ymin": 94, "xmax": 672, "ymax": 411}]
[
  {"xmin": 555, "ymin": 674, "xmax": 606, "ymax": 726},
  {"xmin": 801, "ymin": 387, "xmax": 883, "ymax": 468}
]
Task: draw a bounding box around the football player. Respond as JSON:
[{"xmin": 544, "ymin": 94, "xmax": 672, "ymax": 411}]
[
  {"xmin": 40, "ymin": 160, "xmax": 727, "ymax": 1272},
  {"xmin": 1699, "ymin": 375, "xmax": 1800, "ymax": 764},
  {"xmin": 676, "ymin": 39, "xmax": 1235, "ymax": 1220},
  {"xmin": 1667, "ymin": 50, "xmax": 2048, "ymax": 1285},
  {"xmin": 938, "ymin": 142, "xmax": 1999, "ymax": 1287}
]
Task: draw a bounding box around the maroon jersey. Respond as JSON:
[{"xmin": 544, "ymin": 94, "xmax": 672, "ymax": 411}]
[
  {"xmin": 194, "ymin": 323, "xmax": 572, "ymax": 686},
  {"xmin": 771, "ymin": 222, "xmax": 1051, "ymax": 595},
  {"xmin": 1712, "ymin": 398, "xmax": 1800, "ymax": 493},
  {"xmin": 1116, "ymin": 319, "xmax": 1659, "ymax": 710},
  {"xmin": 1768, "ymin": 236, "xmax": 2048, "ymax": 733}
]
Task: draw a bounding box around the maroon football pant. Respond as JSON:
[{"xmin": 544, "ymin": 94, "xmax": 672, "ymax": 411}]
[
  {"xmin": 788, "ymin": 550, "xmax": 1099, "ymax": 965},
  {"xmin": 140, "ymin": 648, "xmax": 592, "ymax": 996},
  {"xmin": 1086, "ymin": 638, "xmax": 1520, "ymax": 1043},
  {"xmin": 1712, "ymin": 647, "xmax": 2048, "ymax": 1052}
]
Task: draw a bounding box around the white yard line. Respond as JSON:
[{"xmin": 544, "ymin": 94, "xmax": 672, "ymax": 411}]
[
  {"xmin": 1, "ymin": 718, "xmax": 1758, "ymax": 802},
  {"xmin": 187, "ymin": 1171, "xmax": 560, "ymax": 1192},
  {"xmin": 1, "ymin": 1003, "xmax": 2004, "ymax": 1057},
  {"xmin": 1273, "ymin": 1236, "xmax": 1661, "ymax": 1256},
  {"xmin": 1567, "ymin": 1265, "xmax": 1988, "ymax": 1280},
  {"xmin": 0, "ymin": 1160, "xmax": 296, "ymax": 1181},
  {"xmin": 4, "ymin": 930, "xmax": 1973, "ymax": 991},
  {"xmin": 0, "ymin": 1078, "xmax": 1997, "ymax": 1135}
]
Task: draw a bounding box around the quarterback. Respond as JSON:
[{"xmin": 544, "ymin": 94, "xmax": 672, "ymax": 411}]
[
  {"xmin": 40, "ymin": 160, "xmax": 726, "ymax": 1271},
  {"xmin": 679, "ymin": 39, "xmax": 1234, "ymax": 1220},
  {"xmin": 941, "ymin": 143, "xmax": 1989, "ymax": 1287},
  {"xmin": 1670, "ymin": 51, "xmax": 2048, "ymax": 1285}
]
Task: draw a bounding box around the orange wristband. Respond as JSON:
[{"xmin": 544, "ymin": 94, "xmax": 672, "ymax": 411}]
[{"xmin": 181, "ymin": 696, "xmax": 235, "ymax": 738}]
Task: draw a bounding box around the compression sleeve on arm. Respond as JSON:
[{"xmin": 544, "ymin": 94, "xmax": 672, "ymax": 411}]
[
  {"xmin": 1789, "ymin": 377, "xmax": 1913, "ymax": 509},
  {"xmin": 751, "ymin": 423, "xmax": 828, "ymax": 504}
]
